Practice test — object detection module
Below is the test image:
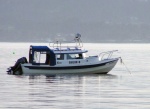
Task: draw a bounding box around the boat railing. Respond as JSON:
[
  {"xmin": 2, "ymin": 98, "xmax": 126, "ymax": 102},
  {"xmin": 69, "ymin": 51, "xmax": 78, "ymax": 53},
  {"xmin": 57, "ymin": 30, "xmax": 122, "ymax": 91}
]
[
  {"xmin": 49, "ymin": 34, "xmax": 83, "ymax": 49},
  {"xmin": 99, "ymin": 50, "xmax": 118, "ymax": 60}
]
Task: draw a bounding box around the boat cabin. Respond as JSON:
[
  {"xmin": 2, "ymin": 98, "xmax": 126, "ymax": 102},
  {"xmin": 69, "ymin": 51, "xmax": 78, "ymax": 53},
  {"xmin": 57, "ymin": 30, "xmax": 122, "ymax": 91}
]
[{"xmin": 29, "ymin": 45, "xmax": 88, "ymax": 66}]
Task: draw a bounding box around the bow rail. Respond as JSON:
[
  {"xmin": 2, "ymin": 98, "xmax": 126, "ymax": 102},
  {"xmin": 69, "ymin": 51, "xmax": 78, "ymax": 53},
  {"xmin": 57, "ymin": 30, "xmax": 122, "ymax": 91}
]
[{"xmin": 99, "ymin": 50, "xmax": 118, "ymax": 60}]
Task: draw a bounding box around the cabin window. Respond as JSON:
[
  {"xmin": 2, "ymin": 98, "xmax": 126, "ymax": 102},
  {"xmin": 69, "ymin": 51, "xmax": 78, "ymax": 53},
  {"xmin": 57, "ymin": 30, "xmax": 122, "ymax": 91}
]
[
  {"xmin": 67, "ymin": 54, "xmax": 83, "ymax": 60},
  {"xmin": 83, "ymin": 53, "xmax": 87, "ymax": 58},
  {"xmin": 33, "ymin": 51, "xmax": 47, "ymax": 64},
  {"xmin": 56, "ymin": 54, "xmax": 64, "ymax": 60}
]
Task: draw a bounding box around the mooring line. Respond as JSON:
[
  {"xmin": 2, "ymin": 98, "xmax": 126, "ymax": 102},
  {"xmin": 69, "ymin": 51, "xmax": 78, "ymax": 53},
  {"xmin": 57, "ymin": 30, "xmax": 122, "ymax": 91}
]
[{"xmin": 119, "ymin": 57, "xmax": 132, "ymax": 74}]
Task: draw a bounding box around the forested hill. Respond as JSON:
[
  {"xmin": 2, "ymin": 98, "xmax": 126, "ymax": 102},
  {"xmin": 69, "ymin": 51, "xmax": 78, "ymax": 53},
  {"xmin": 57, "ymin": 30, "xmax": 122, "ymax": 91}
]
[{"xmin": 0, "ymin": 0, "xmax": 150, "ymax": 43}]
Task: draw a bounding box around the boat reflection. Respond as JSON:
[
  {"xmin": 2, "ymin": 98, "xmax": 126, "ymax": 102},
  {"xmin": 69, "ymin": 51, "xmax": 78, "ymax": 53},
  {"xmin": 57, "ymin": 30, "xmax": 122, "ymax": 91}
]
[{"xmin": 28, "ymin": 73, "xmax": 118, "ymax": 84}]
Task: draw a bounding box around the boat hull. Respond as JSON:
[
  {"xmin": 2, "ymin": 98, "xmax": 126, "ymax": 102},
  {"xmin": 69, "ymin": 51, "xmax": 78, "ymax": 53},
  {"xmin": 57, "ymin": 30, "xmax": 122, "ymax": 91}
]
[{"xmin": 21, "ymin": 58, "xmax": 119, "ymax": 75}]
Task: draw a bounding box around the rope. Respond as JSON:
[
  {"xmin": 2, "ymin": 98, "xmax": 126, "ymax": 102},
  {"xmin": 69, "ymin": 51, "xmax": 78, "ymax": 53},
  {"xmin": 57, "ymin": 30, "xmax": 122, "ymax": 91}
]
[{"xmin": 120, "ymin": 57, "xmax": 132, "ymax": 74}]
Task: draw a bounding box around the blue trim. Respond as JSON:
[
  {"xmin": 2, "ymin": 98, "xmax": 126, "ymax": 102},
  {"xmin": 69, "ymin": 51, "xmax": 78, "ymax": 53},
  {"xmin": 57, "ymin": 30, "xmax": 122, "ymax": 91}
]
[{"xmin": 32, "ymin": 46, "xmax": 50, "ymax": 51}]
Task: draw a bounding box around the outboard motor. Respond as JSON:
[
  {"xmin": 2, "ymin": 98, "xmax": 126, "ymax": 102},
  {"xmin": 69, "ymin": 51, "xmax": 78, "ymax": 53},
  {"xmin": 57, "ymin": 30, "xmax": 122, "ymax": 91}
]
[{"xmin": 7, "ymin": 57, "xmax": 28, "ymax": 75}]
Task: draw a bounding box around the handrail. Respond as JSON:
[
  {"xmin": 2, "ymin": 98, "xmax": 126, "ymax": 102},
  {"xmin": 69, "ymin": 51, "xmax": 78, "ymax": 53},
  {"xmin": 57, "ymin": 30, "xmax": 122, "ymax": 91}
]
[
  {"xmin": 49, "ymin": 34, "xmax": 83, "ymax": 49},
  {"xmin": 99, "ymin": 50, "xmax": 118, "ymax": 60}
]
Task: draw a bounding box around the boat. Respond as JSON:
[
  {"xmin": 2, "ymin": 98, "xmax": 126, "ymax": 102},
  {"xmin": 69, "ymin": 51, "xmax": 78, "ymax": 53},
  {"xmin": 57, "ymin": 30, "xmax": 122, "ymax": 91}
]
[{"xmin": 7, "ymin": 34, "xmax": 120, "ymax": 75}]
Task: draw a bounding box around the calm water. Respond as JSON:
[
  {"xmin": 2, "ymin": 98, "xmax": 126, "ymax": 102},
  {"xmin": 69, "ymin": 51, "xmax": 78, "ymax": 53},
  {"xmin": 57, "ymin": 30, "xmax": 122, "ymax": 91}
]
[{"xmin": 0, "ymin": 43, "xmax": 150, "ymax": 109}]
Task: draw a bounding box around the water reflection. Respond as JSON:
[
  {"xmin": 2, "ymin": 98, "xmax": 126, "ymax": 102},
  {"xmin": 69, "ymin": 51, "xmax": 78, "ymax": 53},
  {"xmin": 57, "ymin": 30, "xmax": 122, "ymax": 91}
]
[
  {"xmin": 27, "ymin": 74, "xmax": 118, "ymax": 88},
  {"xmin": 28, "ymin": 74, "xmax": 118, "ymax": 83}
]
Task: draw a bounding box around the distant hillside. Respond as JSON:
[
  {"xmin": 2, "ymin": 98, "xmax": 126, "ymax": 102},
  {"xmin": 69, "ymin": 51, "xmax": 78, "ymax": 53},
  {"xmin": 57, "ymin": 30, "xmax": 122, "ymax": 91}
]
[
  {"xmin": 1, "ymin": 22, "xmax": 150, "ymax": 43},
  {"xmin": 0, "ymin": 0, "xmax": 150, "ymax": 43}
]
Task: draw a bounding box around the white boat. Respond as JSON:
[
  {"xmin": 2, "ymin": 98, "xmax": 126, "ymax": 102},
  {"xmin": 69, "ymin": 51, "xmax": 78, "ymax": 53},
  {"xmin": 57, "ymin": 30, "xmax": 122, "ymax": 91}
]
[{"xmin": 7, "ymin": 34, "xmax": 119, "ymax": 75}]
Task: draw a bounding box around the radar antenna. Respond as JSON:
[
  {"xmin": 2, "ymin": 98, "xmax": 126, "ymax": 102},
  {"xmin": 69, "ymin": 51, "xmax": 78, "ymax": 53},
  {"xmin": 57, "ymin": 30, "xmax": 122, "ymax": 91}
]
[{"xmin": 74, "ymin": 33, "xmax": 83, "ymax": 47}]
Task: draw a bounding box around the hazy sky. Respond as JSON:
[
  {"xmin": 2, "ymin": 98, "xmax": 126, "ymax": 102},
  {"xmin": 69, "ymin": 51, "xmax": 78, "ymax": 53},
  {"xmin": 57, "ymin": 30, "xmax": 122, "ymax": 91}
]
[{"xmin": 0, "ymin": 0, "xmax": 150, "ymax": 42}]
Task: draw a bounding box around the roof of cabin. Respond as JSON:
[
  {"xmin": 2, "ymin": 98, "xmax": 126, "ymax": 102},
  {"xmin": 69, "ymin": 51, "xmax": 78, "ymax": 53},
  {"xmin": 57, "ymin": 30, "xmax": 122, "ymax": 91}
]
[
  {"xmin": 31, "ymin": 46, "xmax": 87, "ymax": 54},
  {"xmin": 31, "ymin": 46, "xmax": 50, "ymax": 51}
]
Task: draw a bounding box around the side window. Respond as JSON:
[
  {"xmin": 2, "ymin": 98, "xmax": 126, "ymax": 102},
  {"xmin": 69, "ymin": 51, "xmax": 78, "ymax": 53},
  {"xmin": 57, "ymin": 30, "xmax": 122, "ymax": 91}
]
[
  {"xmin": 33, "ymin": 51, "xmax": 46, "ymax": 63},
  {"xmin": 56, "ymin": 54, "xmax": 64, "ymax": 60},
  {"xmin": 67, "ymin": 54, "xmax": 83, "ymax": 59},
  {"xmin": 78, "ymin": 54, "xmax": 83, "ymax": 59},
  {"xmin": 67, "ymin": 54, "xmax": 73, "ymax": 59}
]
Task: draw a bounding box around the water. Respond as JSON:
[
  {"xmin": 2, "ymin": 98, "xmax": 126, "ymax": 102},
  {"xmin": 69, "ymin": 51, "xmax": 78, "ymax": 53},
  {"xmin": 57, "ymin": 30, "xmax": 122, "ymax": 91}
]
[{"xmin": 0, "ymin": 43, "xmax": 150, "ymax": 109}]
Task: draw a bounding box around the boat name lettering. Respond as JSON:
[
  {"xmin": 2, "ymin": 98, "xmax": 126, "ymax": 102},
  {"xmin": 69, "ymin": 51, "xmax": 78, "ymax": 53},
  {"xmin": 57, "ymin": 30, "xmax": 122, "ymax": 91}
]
[{"xmin": 69, "ymin": 61, "xmax": 80, "ymax": 64}]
